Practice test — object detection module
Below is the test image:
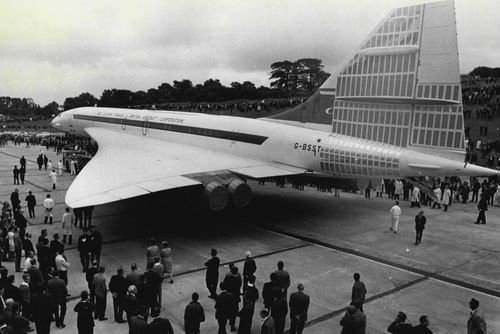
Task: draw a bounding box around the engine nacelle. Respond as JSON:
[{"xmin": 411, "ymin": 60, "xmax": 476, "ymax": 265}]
[
  {"xmin": 204, "ymin": 181, "xmax": 229, "ymax": 211},
  {"xmin": 228, "ymin": 179, "xmax": 252, "ymax": 208}
]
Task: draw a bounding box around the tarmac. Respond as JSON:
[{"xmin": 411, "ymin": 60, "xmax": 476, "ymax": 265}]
[{"xmin": 0, "ymin": 142, "xmax": 499, "ymax": 334}]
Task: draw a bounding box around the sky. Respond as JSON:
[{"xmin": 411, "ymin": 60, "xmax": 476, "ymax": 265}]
[{"xmin": 0, "ymin": 0, "xmax": 499, "ymax": 106}]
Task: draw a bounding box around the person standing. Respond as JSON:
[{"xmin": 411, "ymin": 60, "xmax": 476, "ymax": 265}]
[
  {"xmin": 431, "ymin": 186, "xmax": 442, "ymax": 209},
  {"xmin": 442, "ymin": 185, "xmax": 451, "ymax": 212},
  {"xmin": 78, "ymin": 228, "xmax": 91, "ymax": 272},
  {"xmin": 19, "ymin": 274, "xmax": 32, "ymax": 323},
  {"xmin": 47, "ymin": 270, "xmax": 68, "ymax": 328},
  {"xmin": 109, "ymin": 267, "xmax": 128, "ymax": 323},
  {"xmin": 215, "ymin": 282, "xmax": 238, "ymax": 334},
  {"xmin": 49, "ymin": 169, "xmax": 57, "ymax": 190},
  {"xmin": 475, "ymin": 194, "xmax": 488, "ymax": 225},
  {"xmin": 410, "ymin": 186, "xmax": 421, "ymax": 208},
  {"xmin": 30, "ymin": 286, "xmax": 53, "ymax": 334},
  {"xmin": 93, "ymin": 266, "xmax": 108, "ymax": 321},
  {"xmin": 160, "ymin": 241, "xmax": 174, "ymax": 283},
  {"xmin": 126, "ymin": 263, "xmax": 142, "ymax": 287},
  {"xmin": 74, "ymin": 207, "xmax": 84, "ymax": 229},
  {"xmin": 351, "ymin": 273, "xmax": 367, "ymax": 313},
  {"xmin": 74, "ymin": 290, "xmax": 95, "ymax": 334},
  {"xmin": 148, "ymin": 304, "xmax": 174, "ymax": 334},
  {"xmin": 389, "ymin": 201, "xmax": 402, "ymax": 233},
  {"xmin": 260, "ymin": 309, "xmax": 275, "ymax": 334},
  {"xmin": 89, "ymin": 226, "xmax": 102, "ymax": 267},
  {"xmin": 25, "ymin": 191, "xmax": 36, "ymax": 218},
  {"xmin": 61, "ymin": 207, "xmax": 75, "ymax": 244},
  {"xmin": 43, "ymin": 194, "xmax": 54, "ymax": 224},
  {"xmin": 184, "ymin": 292, "xmax": 205, "ymax": 334},
  {"xmin": 340, "ymin": 304, "xmax": 366, "ymax": 334},
  {"xmin": 237, "ymin": 293, "xmax": 255, "ymax": 334},
  {"xmin": 10, "ymin": 188, "xmax": 21, "ymax": 211},
  {"xmin": 387, "ymin": 311, "xmax": 413, "ymax": 333},
  {"xmin": 271, "ymin": 288, "xmax": 288, "ymax": 334},
  {"xmin": 224, "ymin": 265, "xmax": 242, "ymax": 330},
  {"xmin": 13, "ymin": 166, "xmax": 20, "ymax": 185},
  {"xmin": 242, "ymin": 251, "xmax": 256, "ymax": 291},
  {"xmin": 413, "ymin": 315, "xmax": 433, "ymax": 334},
  {"xmin": 57, "ymin": 160, "xmax": 63, "ymax": 176},
  {"xmin": 205, "ymin": 248, "xmax": 220, "ymax": 299},
  {"xmin": 415, "ymin": 210, "xmax": 427, "ymax": 245},
  {"xmin": 471, "ymin": 179, "xmax": 481, "ymax": 203},
  {"xmin": 55, "ymin": 249, "xmax": 70, "ymax": 285},
  {"xmin": 20, "ymin": 156, "xmax": 26, "ymax": 169},
  {"xmin": 122, "ymin": 285, "xmax": 140, "ymax": 321},
  {"xmin": 272, "ymin": 261, "xmax": 291, "ymax": 297},
  {"xmin": 467, "ymin": 298, "xmax": 486, "ymax": 334},
  {"xmin": 128, "ymin": 305, "xmax": 149, "ymax": 334},
  {"xmin": 19, "ymin": 165, "xmax": 26, "ymax": 185},
  {"xmin": 289, "ymin": 283, "xmax": 310, "ymax": 334},
  {"xmin": 83, "ymin": 206, "xmax": 94, "ymax": 229},
  {"xmin": 146, "ymin": 239, "xmax": 160, "ymax": 269},
  {"xmin": 36, "ymin": 155, "xmax": 43, "ymax": 171}
]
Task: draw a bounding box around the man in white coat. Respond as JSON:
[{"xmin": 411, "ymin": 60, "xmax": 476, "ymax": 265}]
[
  {"xmin": 432, "ymin": 186, "xmax": 442, "ymax": 209},
  {"xmin": 43, "ymin": 194, "xmax": 55, "ymax": 224},
  {"xmin": 49, "ymin": 169, "xmax": 57, "ymax": 190},
  {"xmin": 57, "ymin": 160, "xmax": 63, "ymax": 176},
  {"xmin": 442, "ymin": 185, "xmax": 451, "ymax": 211},
  {"xmin": 389, "ymin": 201, "xmax": 402, "ymax": 233}
]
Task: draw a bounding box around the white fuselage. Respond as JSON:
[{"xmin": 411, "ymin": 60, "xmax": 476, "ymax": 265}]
[{"xmin": 51, "ymin": 107, "xmax": 495, "ymax": 179}]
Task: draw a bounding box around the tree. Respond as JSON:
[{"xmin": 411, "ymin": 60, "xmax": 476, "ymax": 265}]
[
  {"xmin": 269, "ymin": 60, "xmax": 297, "ymax": 95},
  {"xmin": 172, "ymin": 80, "xmax": 194, "ymax": 101},
  {"xmin": 63, "ymin": 92, "xmax": 98, "ymax": 110},
  {"xmin": 42, "ymin": 101, "xmax": 59, "ymax": 116},
  {"xmin": 98, "ymin": 89, "xmax": 133, "ymax": 107},
  {"xmin": 296, "ymin": 58, "xmax": 330, "ymax": 92}
]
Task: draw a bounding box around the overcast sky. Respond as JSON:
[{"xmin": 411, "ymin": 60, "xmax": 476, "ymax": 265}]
[{"xmin": 1, "ymin": 0, "xmax": 499, "ymax": 106}]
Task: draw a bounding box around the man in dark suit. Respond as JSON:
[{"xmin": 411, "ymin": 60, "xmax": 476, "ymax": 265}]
[
  {"xmin": 184, "ymin": 292, "xmax": 205, "ymax": 334},
  {"xmin": 74, "ymin": 290, "xmax": 95, "ymax": 334},
  {"xmin": 414, "ymin": 210, "xmax": 427, "ymax": 245},
  {"xmin": 260, "ymin": 308, "xmax": 275, "ymax": 334},
  {"xmin": 122, "ymin": 285, "xmax": 140, "ymax": 321},
  {"xmin": 78, "ymin": 228, "xmax": 91, "ymax": 272},
  {"xmin": 148, "ymin": 304, "xmax": 174, "ymax": 334},
  {"xmin": 8, "ymin": 301, "xmax": 30, "ymax": 334},
  {"xmin": 47, "ymin": 270, "xmax": 68, "ymax": 328},
  {"xmin": 25, "ymin": 191, "xmax": 37, "ymax": 218},
  {"xmin": 475, "ymin": 194, "xmax": 488, "ymax": 224},
  {"xmin": 270, "ymin": 288, "xmax": 287, "ymax": 334},
  {"xmin": 4, "ymin": 275, "xmax": 22, "ymax": 303},
  {"xmin": 242, "ymin": 251, "xmax": 256, "ymax": 290},
  {"xmin": 262, "ymin": 273, "xmax": 277, "ymax": 309},
  {"xmin": 93, "ymin": 266, "xmax": 108, "ymax": 321},
  {"xmin": 351, "ymin": 273, "xmax": 367, "ymax": 312},
  {"xmin": 10, "ymin": 188, "xmax": 20, "ymax": 210},
  {"xmin": 272, "ymin": 261, "xmax": 290, "ymax": 297},
  {"xmin": 89, "ymin": 226, "xmax": 102, "ymax": 267},
  {"xmin": 289, "ymin": 283, "xmax": 310, "ymax": 334},
  {"xmin": 205, "ymin": 248, "xmax": 220, "ymax": 299},
  {"xmin": 215, "ymin": 282, "xmax": 237, "ymax": 334},
  {"xmin": 467, "ymin": 298, "xmax": 486, "ymax": 334},
  {"xmin": 109, "ymin": 267, "xmax": 128, "ymax": 323},
  {"xmin": 387, "ymin": 311, "xmax": 412, "ymax": 334},
  {"xmin": 413, "ymin": 315, "xmax": 433, "ymax": 334},
  {"xmin": 85, "ymin": 261, "xmax": 99, "ymax": 303},
  {"xmin": 223, "ymin": 265, "xmax": 242, "ymax": 329},
  {"xmin": 30, "ymin": 286, "xmax": 53, "ymax": 334},
  {"xmin": 13, "ymin": 166, "xmax": 20, "ymax": 185},
  {"xmin": 128, "ymin": 305, "xmax": 148, "ymax": 334}
]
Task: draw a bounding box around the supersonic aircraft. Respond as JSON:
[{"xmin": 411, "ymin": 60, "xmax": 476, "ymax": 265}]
[{"xmin": 52, "ymin": 0, "xmax": 498, "ymax": 210}]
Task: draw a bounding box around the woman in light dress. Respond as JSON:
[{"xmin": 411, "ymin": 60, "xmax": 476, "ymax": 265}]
[{"xmin": 160, "ymin": 241, "xmax": 173, "ymax": 283}]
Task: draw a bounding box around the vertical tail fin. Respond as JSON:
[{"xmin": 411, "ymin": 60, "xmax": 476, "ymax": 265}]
[{"xmin": 332, "ymin": 0, "xmax": 465, "ymax": 161}]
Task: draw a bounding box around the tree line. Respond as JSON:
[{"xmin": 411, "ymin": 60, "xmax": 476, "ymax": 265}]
[{"xmin": 0, "ymin": 58, "xmax": 329, "ymax": 116}]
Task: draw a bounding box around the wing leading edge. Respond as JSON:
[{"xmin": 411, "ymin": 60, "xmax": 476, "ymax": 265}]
[{"xmin": 66, "ymin": 127, "xmax": 306, "ymax": 208}]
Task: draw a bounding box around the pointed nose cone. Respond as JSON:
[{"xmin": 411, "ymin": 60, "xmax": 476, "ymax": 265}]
[{"xmin": 459, "ymin": 163, "xmax": 499, "ymax": 177}]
